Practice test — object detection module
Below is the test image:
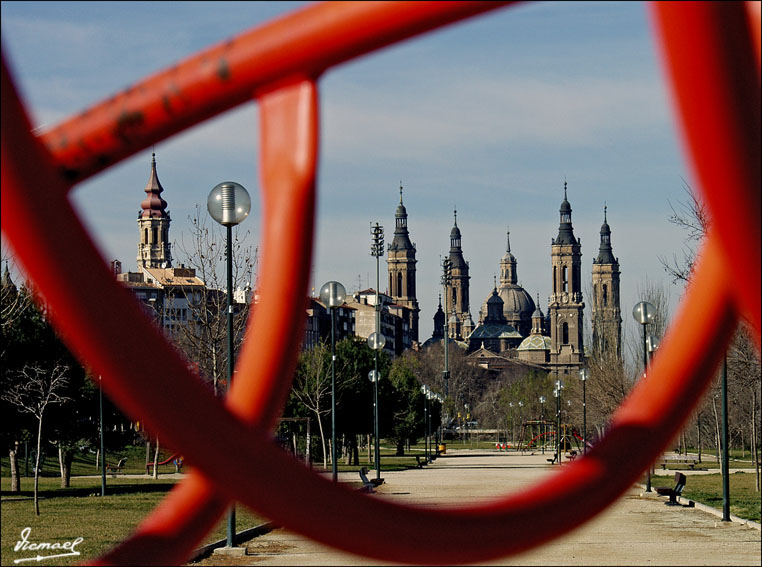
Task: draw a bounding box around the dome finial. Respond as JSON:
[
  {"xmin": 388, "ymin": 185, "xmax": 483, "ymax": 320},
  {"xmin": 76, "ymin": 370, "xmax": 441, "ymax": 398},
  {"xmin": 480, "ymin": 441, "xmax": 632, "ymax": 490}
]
[
  {"xmin": 564, "ymin": 178, "xmax": 568, "ymax": 201},
  {"xmin": 493, "ymin": 274, "xmax": 497, "ymax": 291},
  {"xmin": 399, "ymin": 182, "xmax": 403, "ymax": 204},
  {"xmin": 453, "ymin": 207, "xmax": 458, "ymax": 227},
  {"xmin": 506, "ymin": 225, "xmax": 511, "ymax": 253},
  {"xmin": 604, "ymin": 201, "xmax": 608, "ymax": 223}
]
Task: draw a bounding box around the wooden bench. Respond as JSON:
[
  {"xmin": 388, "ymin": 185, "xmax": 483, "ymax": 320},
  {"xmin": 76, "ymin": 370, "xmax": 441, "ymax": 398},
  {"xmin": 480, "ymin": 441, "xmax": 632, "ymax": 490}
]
[
  {"xmin": 106, "ymin": 457, "xmax": 127, "ymax": 477},
  {"xmin": 415, "ymin": 455, "xmax": 427, "ymax": 468},
  {"xmin": 565, "ymin": 450, "xmax": 578, "ymax": 461},
  {"xmin": 656, "ymin": 472, "xmax": 687, "ymax": 505},
  {"xmin": 659, "ymin": 459, "xmax": 699, "ymax": 470}
]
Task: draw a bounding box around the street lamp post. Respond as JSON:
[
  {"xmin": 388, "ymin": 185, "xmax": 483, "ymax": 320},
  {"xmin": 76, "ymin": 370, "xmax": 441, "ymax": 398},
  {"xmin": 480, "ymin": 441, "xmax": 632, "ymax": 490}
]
[
  {"xmin": 721, "ymin": 354, "xmax": 730, "ymax": 521},
  {"xmin": 441, "ymin": 258, "xmax": 452, "ymax": 400},
  {"xmin": 517, "ymin": 401, "xmax": 523, "ymax": 453},
  {"xmin": 579, "ymin": 368, "xmax": 588, "ymax": 455},
  {"xmin": 508, "ymin": 402, "xmax": 514, "ymax": 449},
  {"xmin": 554, "ymin": 381, "xmax": 563, "ymax": 465},
  {"xmin": 421, "ymin": 385, "xmax": 430, "ymax": 461},
  {"xmin": 539, "ymin": 396, "xmax": 546, "ymax": 454},
  {"xmin": 633, "ymin": 300, "xmax": 656, "ymax": 492},
  {"xmin": 367, "ymin": 329, "xmax": 385, "ymax": 480},
  {"xmin": 370, "ymin": 222, "xmax": 385, "ymax": 481},
  {"xmin": 99, "ymin": 375, "xmax": 106, "ymax": 497},
  {"xmin": 320, "ymin": 281, "xmax": 346, "ymax": 484},
  {"xmin": 207, "ymin": 181, "xmax": 251, "ymax": 549}
]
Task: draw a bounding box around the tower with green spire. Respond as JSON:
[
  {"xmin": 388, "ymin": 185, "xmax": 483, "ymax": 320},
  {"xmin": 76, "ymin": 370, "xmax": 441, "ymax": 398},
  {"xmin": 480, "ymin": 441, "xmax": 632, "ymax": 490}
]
[
  {"xmin": 548, "ymin": 181, "xmax": 585, "ymax": 377},
  {"xmin": 387, "ymin": 183, "xmax": 420, "ymax": 342},
  {"xmin": 591, "ymin": 204, "xmax": 621, "ymax": 358}
]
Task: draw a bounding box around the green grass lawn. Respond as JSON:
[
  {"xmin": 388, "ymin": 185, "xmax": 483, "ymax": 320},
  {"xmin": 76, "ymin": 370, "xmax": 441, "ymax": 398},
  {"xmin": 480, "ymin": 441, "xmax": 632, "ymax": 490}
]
[
  {"xmin": 0, "ymin": 475, "xmax": 267, "ymax": 566},
  {"xmin": 650, "ymin": 471, "xmax": 761, "ymax": 523}
]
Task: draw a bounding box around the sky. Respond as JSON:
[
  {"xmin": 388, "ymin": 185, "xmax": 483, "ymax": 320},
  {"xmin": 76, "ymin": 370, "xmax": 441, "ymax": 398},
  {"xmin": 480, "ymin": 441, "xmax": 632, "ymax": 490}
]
[{"xmin": 1, "ymin": 1, "xmax": 693, "ymax": 347}]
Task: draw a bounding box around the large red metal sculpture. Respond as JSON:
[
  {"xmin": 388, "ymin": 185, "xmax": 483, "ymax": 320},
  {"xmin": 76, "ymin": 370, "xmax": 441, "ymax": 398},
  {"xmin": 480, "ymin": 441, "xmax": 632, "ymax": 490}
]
[{"xmin": 1, "ymin": 2, "xmax": 759, "ymax": 565}]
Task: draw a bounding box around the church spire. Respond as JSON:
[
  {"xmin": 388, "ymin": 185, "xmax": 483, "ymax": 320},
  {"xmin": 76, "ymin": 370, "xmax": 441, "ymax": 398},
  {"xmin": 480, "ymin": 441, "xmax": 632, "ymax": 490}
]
[
  {"xmin": 595, "ymin": 203, "xmax": 616, "ymax": 264},
  {"xmin": 554, "ymin": 180, "xmax": 577, "ymax": 245},
  {"xmin": 137, "ymin": 153, "xmax": 172, "ymax": 269},
  {"xmin": 140, "ymin": 153, "xmax": 169, "ymax": 219}
]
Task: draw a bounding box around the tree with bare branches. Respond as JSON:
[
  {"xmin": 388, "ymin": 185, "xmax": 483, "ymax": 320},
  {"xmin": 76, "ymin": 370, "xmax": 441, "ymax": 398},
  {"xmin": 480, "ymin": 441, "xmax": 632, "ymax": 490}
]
[
  {"xmin": 173, "ymin": 205, "xmax": 257, "ymax": 395},
  {"xmin": 2, "ymin": 363, "xmax": 70, "ymax": 515}
]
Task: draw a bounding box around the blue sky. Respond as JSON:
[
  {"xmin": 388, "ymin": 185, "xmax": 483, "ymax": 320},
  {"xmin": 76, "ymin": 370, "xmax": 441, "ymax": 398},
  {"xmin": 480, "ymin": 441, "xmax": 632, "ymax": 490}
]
[{"xmin": 1, "ymin": 1, "xmax": 691, "ymax": 345}]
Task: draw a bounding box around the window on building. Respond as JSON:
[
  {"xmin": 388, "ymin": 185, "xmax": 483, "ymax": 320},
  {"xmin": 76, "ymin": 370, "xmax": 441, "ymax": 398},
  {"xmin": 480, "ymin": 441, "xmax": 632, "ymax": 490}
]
[
  {"xmin": 152, "ymin": 227, "xmax": 158, "ymax": 244},
  {"xmin": 603, "ymin": 284, "xmax": 608, "ymax": 306},
  {"xmin": 397, "ymin": 272, "xmax": 403, "ymax": 297},
  {"xmin": 144, "ymin": 228, "xmax": 149, "ymax": 243},
  {"xmin": 562, "ymin": 322, "xmax": 569, "ymax": 344},
  {"xmin": 562, "ymin": 266, "xmax": 568, "ymax": 292},
  {"xmin": 553, "ymin": 266, "xmax": 557, "ymax": 293}
]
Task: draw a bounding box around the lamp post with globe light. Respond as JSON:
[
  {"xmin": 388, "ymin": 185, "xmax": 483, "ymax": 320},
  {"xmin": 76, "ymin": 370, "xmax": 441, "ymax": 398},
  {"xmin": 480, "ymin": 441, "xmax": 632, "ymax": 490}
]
[
  {"xmin": 320, "ymin": 281, "xmax": 346, "ymax": 483},
  {"xmin": 633, "ymin": 301, "xmax": 656, "ymax": 491},
  {"xmin": 579, "ymin": 367, "xmax": 589, "ymax": 454},
  {"xmin": 369, "ymin": 223, "xmax": 385, "ymax": 480},
  {"xmin": 539, "ymin": 396, "xmax": 546, "ymax": 454},
  {"xmin": 207, "ymin": 181, "xmax": 251, "ymax": 550}
]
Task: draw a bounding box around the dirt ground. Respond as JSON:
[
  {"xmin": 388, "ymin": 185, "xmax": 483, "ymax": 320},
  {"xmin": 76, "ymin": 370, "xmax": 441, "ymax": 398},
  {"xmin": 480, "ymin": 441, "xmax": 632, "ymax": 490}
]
[{"xmin": 192, "ymin": 449, "xmax": 761, "ymax": 566}]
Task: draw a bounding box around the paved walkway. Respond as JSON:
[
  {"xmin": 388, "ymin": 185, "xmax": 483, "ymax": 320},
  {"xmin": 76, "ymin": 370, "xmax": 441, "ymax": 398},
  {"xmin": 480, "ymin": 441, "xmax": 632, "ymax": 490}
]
[{"xmin": 192, "ymin": 449, "xmax": 760, "ymax": 566}]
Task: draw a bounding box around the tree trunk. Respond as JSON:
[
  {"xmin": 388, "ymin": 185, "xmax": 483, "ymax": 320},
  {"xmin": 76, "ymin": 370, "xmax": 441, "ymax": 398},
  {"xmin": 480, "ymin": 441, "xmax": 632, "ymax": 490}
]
[
  {"xmin": 396, "ymin": 439, "xmax": 404, "ymax": 456},
  {"xmin": 315, "ymin": 413, "xmax": 327, "ymax": 469},
  {"xmin": 95, "ymin": 447, "xmax": 100, "ymax": 471},
  {"xmin": 145, "ymin": 437, "xmax": 151, "ymax": 474},
  {"xmin": 712, "ymin": 396, "xmax": 721, "ymax": 465},
  {"xmin": 153, "ymin": 437, "xmax": 160, "ymax": 479},
  {"xmin": 57, "ymin": 446, "xmax": 73, "ymax": 488},
  {"xmin": 9, "ymin": 443, "xmax": 20, "ymax": 492},
  {"xmin": 34, "ymin": 416, "xmax": 43, "ymax": 516},
  {"xmin": 752, "ymin": 391, "xmax": 759, "ymax": 492}
]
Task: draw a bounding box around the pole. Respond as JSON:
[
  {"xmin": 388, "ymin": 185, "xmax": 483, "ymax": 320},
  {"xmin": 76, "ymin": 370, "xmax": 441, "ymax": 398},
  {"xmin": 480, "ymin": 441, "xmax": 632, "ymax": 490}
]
[
  {"xmin": 555, "ymin": 384, "xmax": 561, "ymax": 465},
  {"xmin": 225, "ymin": 225, "xmax": 237, "ymax": 547},
  {"xmin": 641, "ymin": 323, "xmax": 651, "ymax": 492},
  {"xmin": 331, "ymin": 306, "xmax": 337, "ymax": 483},
  {"xmin": 374, "ymin": 250, "xmax": 381, "ymax": 480},
  {"xmin": 99, "ymin": 376, "xmax": 106, "ymax": 497},
  {"xmin": 721, "ymin": 354, "xmax": 730, "ymax": 521},
  {"xmin": 582, "ymin": 377, "xmax": 587, "ymax": 455}
]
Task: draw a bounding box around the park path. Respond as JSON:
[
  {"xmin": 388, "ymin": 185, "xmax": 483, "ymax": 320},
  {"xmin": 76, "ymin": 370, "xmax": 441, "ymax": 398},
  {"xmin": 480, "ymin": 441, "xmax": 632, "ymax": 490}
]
[{"xmin": 192, "ymin": 449, "xmax": 760, "ymax": 566}]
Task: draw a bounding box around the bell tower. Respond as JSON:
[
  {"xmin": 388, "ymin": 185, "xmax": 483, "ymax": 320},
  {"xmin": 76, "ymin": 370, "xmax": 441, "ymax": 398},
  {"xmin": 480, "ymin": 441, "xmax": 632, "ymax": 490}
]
[
  {"xmin": 447, "ymin": 209, "xmax": 473, "ymax": 339},
  {"xmin": 548, "ymin": 181, "xmax": 584, "ymax": 376},
  {"xmin": 387, "ymin": 184, "xmax": 420, "ymax": 341},
  {"xmin": 592, "ymin": 205, "xmax": 622, "ymax": 358},
  {"xmin": 137, "ymin": 153, "xmax": 172, "ymax": 269}
]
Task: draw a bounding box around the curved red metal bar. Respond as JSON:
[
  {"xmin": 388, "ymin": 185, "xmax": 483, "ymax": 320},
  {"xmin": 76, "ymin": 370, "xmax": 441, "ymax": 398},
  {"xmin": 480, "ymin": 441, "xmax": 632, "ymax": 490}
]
[{"xmin": 1, "ymin": 1, "xmax": 759, "ymax": 565}]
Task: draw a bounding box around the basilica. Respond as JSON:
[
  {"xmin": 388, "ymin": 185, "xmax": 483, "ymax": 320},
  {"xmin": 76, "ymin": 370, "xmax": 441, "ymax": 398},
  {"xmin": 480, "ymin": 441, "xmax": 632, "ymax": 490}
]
[{"xmin": 403, "ymin": 182, "xmax": 623, "ymax": 380}]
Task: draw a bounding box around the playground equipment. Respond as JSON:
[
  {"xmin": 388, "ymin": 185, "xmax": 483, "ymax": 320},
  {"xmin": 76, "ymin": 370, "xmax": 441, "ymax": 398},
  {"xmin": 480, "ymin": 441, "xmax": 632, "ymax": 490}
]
[
  {"xmin": 146, "ymin": 453, "xmax": 183, "ymax": 472},
  {"xmin": 1, "ymin": 2, "xmax": 758, "ymax": 565}
]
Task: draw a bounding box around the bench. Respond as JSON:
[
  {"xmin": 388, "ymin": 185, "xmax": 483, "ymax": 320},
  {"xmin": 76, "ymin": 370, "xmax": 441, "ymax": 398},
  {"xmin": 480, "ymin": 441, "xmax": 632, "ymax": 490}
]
[
  {"xmin": 415, "ymin": 455, "xmax": 427, "ymax": 468},
  {"xmin": 106, "ymin": 457, "xmax": 127, "ymax": 477},
  {"xmin": 659, "ymin": 459, "xmax": 699, "ymax": 470},
  {"xmin": 656, "ymin": 472, "xmax": 687, "ymax": 505},
  {"xmin": 565, "ymin": 450, "xmax": 578, "ymax": 461},
  {"xmin": 358, "ymin": 467, "xmax": 375, "ymax": 493}
]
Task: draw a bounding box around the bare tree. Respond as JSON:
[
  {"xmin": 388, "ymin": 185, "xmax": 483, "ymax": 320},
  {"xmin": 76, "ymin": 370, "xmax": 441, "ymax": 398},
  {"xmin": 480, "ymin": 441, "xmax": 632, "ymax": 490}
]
[
  {"xmin": 173, "ymin": 205, "xmax": 257, "ymax": 395},
  {"xmin": 2, "ymin": 363, "xmax": 70, "ymax": 515},
  {"xmin": 291, "ymin": 343, "xmax": 332, "ymax": 469},
  {"xmin": 658, "ymin": 178, "xmax": 710, "ymax": 285}
]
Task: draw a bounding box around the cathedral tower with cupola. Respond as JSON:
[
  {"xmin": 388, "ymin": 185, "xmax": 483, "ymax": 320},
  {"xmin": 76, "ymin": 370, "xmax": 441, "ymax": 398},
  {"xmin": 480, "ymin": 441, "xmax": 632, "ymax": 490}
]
[
  {"xmin": 548, "ymin": 182, "xmax": 584, "ymax": 376},
  {"xmin": 591, "ymin": 205, "xmax": 622, "ymax": 359},
  {"xmin": 137, "ymin": 153, "xmax": 172, "ymax": 269},
  {"xmin": 447, "ymin": 209, "xmax": 474, "ymax": 340},
  {"xmin": 387, "ymin": 184, "xmax": 420, "ymax": 342}
]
